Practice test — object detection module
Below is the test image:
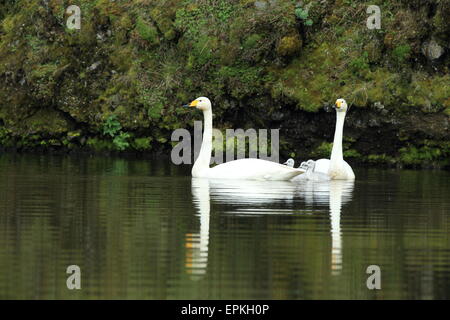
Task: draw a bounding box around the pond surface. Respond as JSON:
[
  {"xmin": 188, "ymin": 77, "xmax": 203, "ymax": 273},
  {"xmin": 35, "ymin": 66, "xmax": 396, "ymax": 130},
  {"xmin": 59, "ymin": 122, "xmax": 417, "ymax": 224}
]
[{"xmin": 0, "ymin": 154, "xmax": 449, "ymax": 299}]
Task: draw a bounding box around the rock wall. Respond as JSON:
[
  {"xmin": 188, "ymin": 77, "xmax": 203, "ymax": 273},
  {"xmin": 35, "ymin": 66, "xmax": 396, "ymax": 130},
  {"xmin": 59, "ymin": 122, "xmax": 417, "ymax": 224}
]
[{"xmin": 0, "ymin": 0, "xmax": 449, "ymax": 167}]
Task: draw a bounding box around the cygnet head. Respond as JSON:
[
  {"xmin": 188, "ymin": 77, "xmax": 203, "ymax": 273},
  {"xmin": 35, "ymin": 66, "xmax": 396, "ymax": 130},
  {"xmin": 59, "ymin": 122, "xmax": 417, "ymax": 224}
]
[
  {"xmin": 334, "ymin": 98, "xmax": 348, "ymax": 113},
  {"xmin": 306, "ymin": 159, "xmax": 316, "ymax": 167},
  {"xmin": 185, "ymin": 97, "xmax": 211, "ymax": 111},
  {"xmin": 283, "ymin": 158, "xmax": 295, "ymax": 167}
]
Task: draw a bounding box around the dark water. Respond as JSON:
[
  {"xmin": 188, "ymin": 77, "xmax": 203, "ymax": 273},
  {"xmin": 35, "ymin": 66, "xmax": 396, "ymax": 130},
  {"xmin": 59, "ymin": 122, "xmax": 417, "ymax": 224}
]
[{"xmin": 0, "ymin": 154, "xmax": 449, "ymax": 300}]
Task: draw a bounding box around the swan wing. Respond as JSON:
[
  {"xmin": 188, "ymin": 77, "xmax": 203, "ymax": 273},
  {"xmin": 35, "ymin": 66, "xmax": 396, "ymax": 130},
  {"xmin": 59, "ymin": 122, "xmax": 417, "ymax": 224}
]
[
  {"xmin": 341, "ymin": 160, "xmax": 355, "ymax": 180},
  {"xmin": 206, "ymin": 158, "xmax": 304, "ymax": 181},
  {"xmin": 313, "ymin": 159, "xmax": 331, "ymax": 174},
  {"xmin": 322, "ymin": 159, "xmax": 355, "ymax": 180}
]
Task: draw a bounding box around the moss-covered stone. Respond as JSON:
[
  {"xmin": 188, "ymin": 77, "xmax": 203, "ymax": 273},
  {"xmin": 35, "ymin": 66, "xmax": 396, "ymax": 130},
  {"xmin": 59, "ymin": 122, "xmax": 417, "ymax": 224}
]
[
  {"xmin": 0, "ymin": 0, "xmax": 448, "ymax": 167},
  {"xmin": 276, "ymin": 33, "xmax": 302, "ymax": 57}
]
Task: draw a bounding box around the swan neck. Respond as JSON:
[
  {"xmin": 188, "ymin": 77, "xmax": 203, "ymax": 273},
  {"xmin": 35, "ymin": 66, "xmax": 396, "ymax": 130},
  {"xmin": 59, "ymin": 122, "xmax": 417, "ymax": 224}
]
[
  {"xmin": 193, "ymin": 108, "xmax": 212, "ymax": 172},
  {"xmin": 330, "ymin": 111, "xmax": 346, "ymax": 163}
]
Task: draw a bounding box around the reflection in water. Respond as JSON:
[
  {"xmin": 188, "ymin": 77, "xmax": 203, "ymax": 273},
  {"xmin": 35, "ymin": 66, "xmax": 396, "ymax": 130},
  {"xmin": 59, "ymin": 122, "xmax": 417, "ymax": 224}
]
[
  {"xmin": 187, "ymin": 178, "xmax": 355, "ymax": 277},
  {"xmin": 1, "ymin": 154, "xmax": 450, "ymax": 299},
  {"xmin": 187, "ymin": 178, "xmax": 299, "ymax": 277},
  {"xmin": 209, "ymin": 179, "xmax": 298, "ymax": 215},
  {"xmin": 209, "ymin": 179, "xmax": 296, "ymax": 203},
  {"xmin": 329, "ymin": 181, "xmax": 354, "ymax": 275},
  {"xmin": 186, "ymin": 179, "xmax": 210, "ymax": 278},
  {"xmin": 296, "ymin": 180, "xmax": 354, "ymax": 275}
]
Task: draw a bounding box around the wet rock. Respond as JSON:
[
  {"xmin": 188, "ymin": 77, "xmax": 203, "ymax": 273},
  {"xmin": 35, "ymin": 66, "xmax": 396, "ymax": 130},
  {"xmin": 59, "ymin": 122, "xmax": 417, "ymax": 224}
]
[
  {"xmin": 87, "ymin": 61, "xmax": 101, "ymax": 71},
  {"xmin": 271, "ymin": 111, "xmax": 284, "ymax": 121},
  {"xmin": 372, "ymin": 102, "xmax": 388, "ymax": 116},
  {"xmin": 373, "ymin": 102, "xmax": 385, "ymax": 111},
  {"xmin": 369, "ymin": 119, "xmax": 380, "ymax": 127},
  {"xmin": 254, "ymin": 1, "xmax": 267, "ymax": 10},
  {"xmin": 421, "ymin": 39, "xmax": 445, "ymax": 60},
  {"xmin": 96, "ymin": 33, "xmax": 104, "ymax": 41}
]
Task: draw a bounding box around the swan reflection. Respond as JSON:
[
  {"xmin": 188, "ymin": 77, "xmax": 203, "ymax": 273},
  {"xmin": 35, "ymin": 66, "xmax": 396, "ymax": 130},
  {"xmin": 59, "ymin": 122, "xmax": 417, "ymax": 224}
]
[
  {"xmin": 186, "ymin": 178, "xmax": 299, "ymax": 278},
  {"xmin": 208, "ymin": 179, "xmax": 298, "ymax": 215},
  {"xmin": 296, "ymin": 180, "xmax": 354, "ymax": 275},
  {"xmin": 186, "ymin": 178, "xmax": 354, "ymax": 277},
  {"xmin": 185, "ymin": 178, "xmax": 211, "ymax": 278}
]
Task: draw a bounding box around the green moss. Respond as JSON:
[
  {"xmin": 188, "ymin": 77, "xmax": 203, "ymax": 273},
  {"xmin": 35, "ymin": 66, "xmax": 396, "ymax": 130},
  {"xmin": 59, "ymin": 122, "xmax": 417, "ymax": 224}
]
[
  {"xmin": 271, "ymin": 44, "xmax": 331, "ymax": 111},
  {"xmin": 433, "ymin": 2, "xmax": 450, "ymax": 42},
  {"xmin": 364, "ymin": 42, "xmax": 382, "ymax": 63},
  {"xmin": 0, "ymin": 0, "xmax": 448, "ymax": 164},
  {"xmin": 349, "ymin": 52, "xmax": 369, "ymax": 76},
  {"xmin": 214, "ymin": 65, "xmax": 265, "ymax": 99},
  {"xmin": 392, "ymin": 44, "xmax": 411, "ymax": 64},
  {"xmin": 150, "ymin": 7, "xmax": 176, "ymax": 40},
  {"xmin": 0, "ymin": 127, "xmax": 13, "ymax": 147},
  {"xmin": 399, "ymin": 146, "xmax": 440, "ymax": 165},
  {"xmin": 276, "ymin": 34, "xmax": 302, "ymax": 57},
  {"xmin": 87, "ymin": 137, "xmax": 115, "ymax": 152},
  {"xmin": 344, "ymin": 149, "xmax": 362, "ymax": 159},
  {"xmin": 29, "ymin": 64, "xmax": 57, "ymax": 79},
  {"xmin": 109, "ymin": 47, "xmax": 133, "ymax": 72},
  {"xmin": 399, "ymin": 141, "xmax": 450, "ymax": 166},
  {"xmin": 1, "ymin": 14, "xmax": 16, "ymax": 33},
  {"xmin": 242, "ymin": 34, "xmax": 262, "ymax": 50},
  {"xmin": 135, "ymin": 17, "xmax": 160, "ymax": 45},
  {"xmin": 22, "ymin": 109, "xmax": 71, "ymax": 135},
  {"xmin": 367, "ymin": 154, "xmax": 395, "ymax": 165},
  {"xmin": 407, "ymin": 74, "xmax": 450, "ymax": 112}
]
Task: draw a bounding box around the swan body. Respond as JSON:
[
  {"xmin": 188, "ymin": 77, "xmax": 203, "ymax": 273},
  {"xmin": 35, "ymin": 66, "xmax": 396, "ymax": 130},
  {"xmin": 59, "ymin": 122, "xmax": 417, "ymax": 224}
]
[
  {"xmin": 186, "ymin": 97, "xmax": 304, "ymax": 181},
  {"xmin": 313, "ymin": 158, "xmax": 354, "ymax": 180},
  {"xmin": 293, "ymin": 99, "xmax": 355, "ymax": 181},
  {"xmin": 201, "ymin": 158, "xmax": 303, "ymax": 181}
]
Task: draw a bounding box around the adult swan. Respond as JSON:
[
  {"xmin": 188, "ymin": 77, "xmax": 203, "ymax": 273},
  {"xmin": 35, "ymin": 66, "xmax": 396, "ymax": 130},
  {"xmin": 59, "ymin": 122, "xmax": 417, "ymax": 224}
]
[
  {"xmin": 184, "ymin": 97, "xmax": 304, "ymax": 180},
  {"xmin": 293, "ymin": 98, "xmax": 355, "ymax": 181}
]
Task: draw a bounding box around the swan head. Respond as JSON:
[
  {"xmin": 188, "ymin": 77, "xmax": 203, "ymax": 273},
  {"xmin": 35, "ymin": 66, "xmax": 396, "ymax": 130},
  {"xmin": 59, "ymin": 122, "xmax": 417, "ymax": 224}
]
[
  {"xmin": 306, "ymin": 159, "xmax": 316, "ymax": 168},
  {"xmin": 334, "ymin": 98, "xmax": 348, "ymax": 112},
  {"xmin": 283, "ymin": 158, "xmax": 295, "ymax": 167},
  {"xmin": 186, "ymin": 97, "xmax": 211, "ymax": 111}
]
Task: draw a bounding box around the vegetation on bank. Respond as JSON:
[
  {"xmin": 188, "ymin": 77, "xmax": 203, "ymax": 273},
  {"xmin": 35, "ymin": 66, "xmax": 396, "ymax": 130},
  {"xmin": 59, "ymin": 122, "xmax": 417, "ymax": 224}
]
[{"xmin": 0, "ymin": 0, "xmax": 449, "ymax": 168}]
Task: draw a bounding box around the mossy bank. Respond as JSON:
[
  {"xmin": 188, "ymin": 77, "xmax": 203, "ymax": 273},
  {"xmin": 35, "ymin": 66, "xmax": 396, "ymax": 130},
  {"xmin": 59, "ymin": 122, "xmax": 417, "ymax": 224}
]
[{"xmin": 0, "ymin": 0, "xmax": 449, "ymax": 168}]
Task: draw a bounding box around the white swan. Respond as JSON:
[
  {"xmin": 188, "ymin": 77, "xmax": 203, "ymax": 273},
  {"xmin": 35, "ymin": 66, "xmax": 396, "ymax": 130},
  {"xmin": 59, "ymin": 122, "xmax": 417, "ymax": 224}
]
[
  {"xmin": 185, "ymin": 97, "xmax": 305, "ymax": 180},
  {"xmin": 293, "ymin": 98, "xmax": 355, "ymax": 181}
]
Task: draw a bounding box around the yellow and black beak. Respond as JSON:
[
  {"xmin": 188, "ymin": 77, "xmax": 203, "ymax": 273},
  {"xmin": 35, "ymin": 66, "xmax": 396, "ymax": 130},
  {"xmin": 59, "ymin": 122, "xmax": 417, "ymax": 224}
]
[
  {"xmin": 335, "ymin": 100, "xmax": 342, "ymax": 109},
  {"xmin": 183, "ymin": 100, "xmax": 198, "ymax": 108}
]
